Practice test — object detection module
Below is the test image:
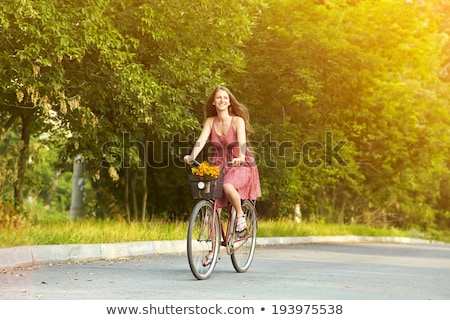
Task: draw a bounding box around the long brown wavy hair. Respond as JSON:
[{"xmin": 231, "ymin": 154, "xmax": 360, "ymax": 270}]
[{"xmin": 205, "ymin": 86, "xmax": 254, "ymax": 135}]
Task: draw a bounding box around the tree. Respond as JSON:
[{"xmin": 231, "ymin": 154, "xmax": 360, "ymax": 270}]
[
  {"xmin": 238, "ymin": 0, "xmax": 450, "ymax": 229},
  {"xmin": 0, "ymin": 0, "xmax": 263, "ymax": 220},
  {"xmin": 1, "ymin": 0, "xmax": 449, "ymax": 231}
]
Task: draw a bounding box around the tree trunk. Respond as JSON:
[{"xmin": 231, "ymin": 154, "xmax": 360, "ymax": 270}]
[
  {"xmin": 131, "ymin": 168, "xmax": 138, "ymax": 221},
  {"xmin": 44, "ymin": 168, "xmax": 63, "ymax": 206},
  {"xmin": 141, "ymin": 165, "xmax": 148, "ymax": 222},
  {"xmin": 70, "ymin": 155, "xmax": 86, "ymax": 220},
  {"xmin": 140, "ymin": 131, "xmax": 149, "ymax": 222},
  {"xmin": 14, "ymin": 114, "xmax": 31, "ymax": 207},
  {"xmin": 124, "ymin": 167, "xmax": 131, "ymax": 223}
]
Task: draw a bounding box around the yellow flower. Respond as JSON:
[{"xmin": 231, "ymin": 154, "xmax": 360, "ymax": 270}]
[{"xmin": 191, "ymin": 161, "xmax": 220, "ymax": 179}]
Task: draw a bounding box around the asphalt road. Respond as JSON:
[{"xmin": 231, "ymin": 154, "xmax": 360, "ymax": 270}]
[{"xmin": 2, "ymin": 242, "xmax": 449, "ymax": 300}]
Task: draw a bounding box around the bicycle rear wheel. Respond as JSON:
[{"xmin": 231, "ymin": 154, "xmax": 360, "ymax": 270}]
[
  {"xmin": 187, "ymin": 200, "xmax": 221, "ymax": 280},
  {"xmin": 231, "ymin": 200, "xmax": 257, "ymax": 273}
]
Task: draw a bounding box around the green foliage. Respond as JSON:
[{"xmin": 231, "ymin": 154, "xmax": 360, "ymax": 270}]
[
  {"xmin": 239, "ymin": 0, "xmax": 450, "ymax": 230},
  {"xmin": 0, "ymin": 0, "xmax": 449, "ymax": 234}
]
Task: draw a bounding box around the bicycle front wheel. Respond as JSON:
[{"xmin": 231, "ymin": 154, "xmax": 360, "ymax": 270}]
[
  {"xmin": 187, "ymin": 200, "xmax": 221, "ymax": 280},
  {"xmin": 231, "ymin": 200, "xmax": 257, "ymax": 273}
]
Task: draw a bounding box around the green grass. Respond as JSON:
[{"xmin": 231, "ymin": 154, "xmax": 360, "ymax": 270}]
[{"xmin": 1, "ymin": 218, "xmax": 449, "ymax": 248}]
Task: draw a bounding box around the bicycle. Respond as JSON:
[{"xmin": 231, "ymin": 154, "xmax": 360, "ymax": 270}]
[{"xmin": 186, "ymin": 160, "xmax": 258, "ymax": 280}]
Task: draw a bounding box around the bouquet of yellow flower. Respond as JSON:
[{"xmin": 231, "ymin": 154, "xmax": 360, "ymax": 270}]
[{"xmin": 191, "ymin": 161, "xmax": 220, "ymax": 180}]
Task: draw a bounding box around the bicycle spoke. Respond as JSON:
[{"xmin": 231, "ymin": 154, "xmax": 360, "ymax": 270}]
[{"xmin": 196, "ymin": 206, "xmax": 211, "ymax": 241}]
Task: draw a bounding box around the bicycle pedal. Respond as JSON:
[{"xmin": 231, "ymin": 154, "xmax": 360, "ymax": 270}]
[{"xmin": 236, "ymin": 230, "xmax": 248, "ymax": 238}]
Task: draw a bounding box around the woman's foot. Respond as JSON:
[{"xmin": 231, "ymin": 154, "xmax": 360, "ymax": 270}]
[
  {"xmin": 202, "ymin": 251, "xmax": 214, "ymax": 267},
  {"xmin": 236, "ymin": 214, "xmax": 247, "ymax": 233}
]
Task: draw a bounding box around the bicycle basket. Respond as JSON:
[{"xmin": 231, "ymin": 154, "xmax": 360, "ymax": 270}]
[{"xmin": 189, "ymin": 174, "xmax": 223, "ymax": 199}]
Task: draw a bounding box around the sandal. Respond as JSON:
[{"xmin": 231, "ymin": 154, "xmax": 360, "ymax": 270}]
[
  {"xmin": 235, "ymin": 214, "xmax": 247, "ymax": 233},
  {"xmin": 202, "ymin": 251, "xmax": 214, "ymax": 267}
]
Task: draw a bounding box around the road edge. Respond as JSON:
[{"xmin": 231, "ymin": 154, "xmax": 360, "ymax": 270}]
[{"xmin": 1, "ymin": 236, "xmax": 447, "ymax": 269}]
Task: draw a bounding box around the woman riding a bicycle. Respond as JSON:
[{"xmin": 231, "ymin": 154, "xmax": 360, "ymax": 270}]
[{"xmin": 184, "ymin": 86, "xmax": 261, "ymax": 268}]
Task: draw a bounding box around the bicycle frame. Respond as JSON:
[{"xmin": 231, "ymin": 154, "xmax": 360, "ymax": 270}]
[{"xmin": 205, "ymin": 198, "xmax": 252, "ymax": 255}]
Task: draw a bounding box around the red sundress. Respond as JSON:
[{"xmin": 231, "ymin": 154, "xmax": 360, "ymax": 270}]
[{"xmin": 208, "ymin": 116, "xmax": 261, "ymax": 208}]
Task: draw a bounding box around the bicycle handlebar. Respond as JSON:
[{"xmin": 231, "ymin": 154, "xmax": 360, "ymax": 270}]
[{"xmin": 188, "ymin": 160, "xmax": 239, "ymax": 168}]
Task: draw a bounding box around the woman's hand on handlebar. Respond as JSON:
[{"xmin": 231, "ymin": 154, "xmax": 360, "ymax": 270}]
[
  {"xmin": 184, "ymin": 155, "xmax": 196, "ymax": 165},
  {"xmin": 183, "ymin": 155, "xmax": 192, "ymax": 164},
  {"xmin": 231, "ymin": 157, "xmax": 245, "ymax": 167},
  {"xmin": 184, "ymin": 155, "xmax": 200, "ymax": 166}
]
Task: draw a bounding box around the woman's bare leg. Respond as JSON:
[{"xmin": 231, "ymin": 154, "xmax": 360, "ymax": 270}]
[{"xmin": 223, "ymin": 183, "xmax": 247, "ymax": 232}]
